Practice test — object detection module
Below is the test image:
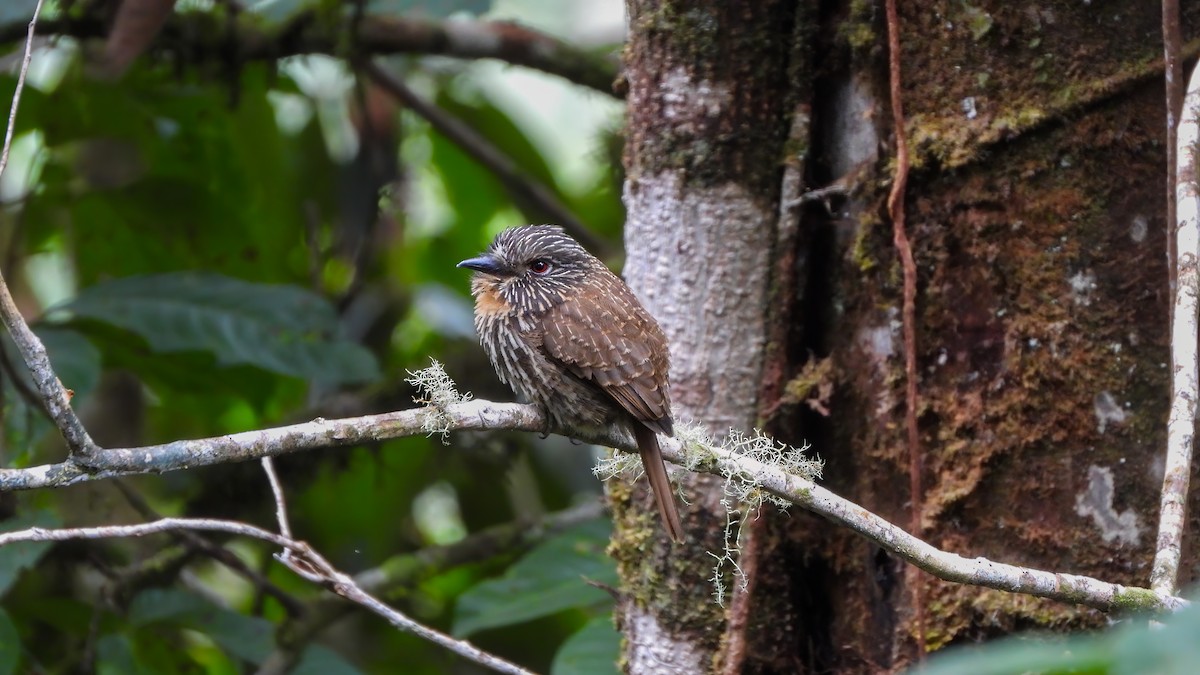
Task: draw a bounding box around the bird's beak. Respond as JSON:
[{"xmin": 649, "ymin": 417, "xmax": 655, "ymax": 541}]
[{"xmin": 457, "ymin": 254, "xmax": 506, "ymax": 276}]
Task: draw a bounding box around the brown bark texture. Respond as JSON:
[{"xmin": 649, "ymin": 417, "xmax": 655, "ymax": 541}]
[{"xmin": 616, "ymin": 0, "xmax": 1200, "ymax": 673}]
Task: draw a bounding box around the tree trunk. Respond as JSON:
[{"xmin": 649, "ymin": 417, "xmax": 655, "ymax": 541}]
[{"xmin": 617, "ymin": 0, "xmax": 1200, "ymax": 673}]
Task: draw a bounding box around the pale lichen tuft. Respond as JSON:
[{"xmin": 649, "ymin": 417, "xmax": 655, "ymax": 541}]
[{"xmin": 405, "ymin": 359, "xmax": 471, "ymax": 442}]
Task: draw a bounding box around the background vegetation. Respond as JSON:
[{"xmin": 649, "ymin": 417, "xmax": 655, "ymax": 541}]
[{"xmin": 0, "ymin": 1, "xmax": 631, "ymax": 672}]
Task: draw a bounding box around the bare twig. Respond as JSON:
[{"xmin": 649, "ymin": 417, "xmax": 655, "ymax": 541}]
[
  {"xmin": 1151, "ymin": 60, "xmax": 1200, "ymax": 597},
  {"xmin": 363, "ymin": 61, "xmax": 605, "ymax": 254},
  {"xmin": 884, "ymin": 0, "xmax": 924, "ymax": 656},
  {"xmin": 0, "ymin": 395, "xmax": 1183, "ymax": 614},
  {"xmin": 0, "ymin": 0, "xmax": 99, "ymax": 461},
  {"xmin": 261, "ymin": 457, "xmax": 292, "ymax": 539},
  {"xmin": 0, "ymin": 517, "xmax": 535, "ymax": 675},
  {"xmin": 258, "ymin": 501, "xmax": 604, "ymax": 674},
  {"xmin": 113, "ymin": 479, "xmax": 304, "ymax": 616}
]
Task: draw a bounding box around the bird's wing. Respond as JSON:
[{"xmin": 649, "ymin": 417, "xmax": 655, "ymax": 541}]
[{"xmin": 541, "ymin": 273, "xmax": 673, "ymax": 436}]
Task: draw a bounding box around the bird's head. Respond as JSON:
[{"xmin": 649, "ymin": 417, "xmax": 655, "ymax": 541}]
[{"xmin": 458, "ymin": 225, "xmax": 598, "ymax": 313}]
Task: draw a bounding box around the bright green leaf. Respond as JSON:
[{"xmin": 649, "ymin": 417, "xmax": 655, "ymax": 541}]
[
  {"xmin": 551, "ymin": 614, "xmax": 620, "ymax": 675},
  {"xmin": 0, "ymin": 509, "xmax": 61, "ymax": 596},
  {"xmin": 57, "ymin": 273, "xmax": 379, "ymax": 384},
  {"xmin": 453, "ymin": 518, "xmax": 616, "ymax": 636}
]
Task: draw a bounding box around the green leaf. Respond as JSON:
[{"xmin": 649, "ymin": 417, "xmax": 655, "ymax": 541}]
[
  {"xmin": 919, "ymin": 595, "xmax": 1200, "ymax": 675},
  {"xmin": 96, "ymin": 634, "xmax": 143, "ymax": 675},
  {"xmin": 129, "ymin": 589, "xmax": 274, "ymax": 664},
  {"xmin": 292, "ymin": 645, "xmax": 364, "ymax": 675},
  {"xmin": 551, "ymin": 615, "xmax": 620, "ymax": 675},
  {"xmin": 57, "ymin": 273, "xmax": 379, "ymax": 384},
  {"xmin": 453, "ymin": 518, "xmax": 616, "ymax": 636},
  {"xmin": 0, "ymin": 509, "xmax": 62, "ymax": 596},
  {"xmin": 0, "ymin": 608, "xmax": 20, "ymax": 675}
]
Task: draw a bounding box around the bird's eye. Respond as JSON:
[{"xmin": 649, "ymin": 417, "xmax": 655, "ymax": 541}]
[{"xmin": 528, "ymin": 260, "xmax": 552, "ymax": 275}]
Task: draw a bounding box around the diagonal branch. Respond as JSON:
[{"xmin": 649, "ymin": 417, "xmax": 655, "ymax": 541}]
[
  {"xmin": 1151, "ymin": 60, "xmax": 1200, "ymax": 596},
  {"xmin": 363, "ymin": 61, "xmax": 606, "ymax": 254},
  {"xmin": 0, "ymin": 394, "xmax": 1184, "ymax": 615},
  {"xmin": 0, "ymin": 0, "xmax": 99, "ymax": 461},
  {"xmin": 0, "ymin": 517, "xmax": 535, "ymax": 675}
]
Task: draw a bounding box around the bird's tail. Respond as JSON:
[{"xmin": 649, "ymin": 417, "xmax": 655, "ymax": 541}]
[{"xmin": 633, "ymin": 425, "xmax": 684, "ymax": 542}]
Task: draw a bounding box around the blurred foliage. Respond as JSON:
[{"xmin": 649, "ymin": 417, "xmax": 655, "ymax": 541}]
[
  {"xmin": 0, "ymin": 0, "xmax": 627, "ymax": 672},
  {"xmin": 917, "ymin": 591, "xmax": 1200, "ymax": 675}
]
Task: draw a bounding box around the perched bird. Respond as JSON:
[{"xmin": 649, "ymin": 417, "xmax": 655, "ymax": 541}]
[{"xmin": 458, "ymin": 225, "xmax": 684, "ymax": 542}]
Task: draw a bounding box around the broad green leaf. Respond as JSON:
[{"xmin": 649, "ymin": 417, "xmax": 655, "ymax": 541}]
[
  {"xmin": 453, "ymin": 518, "xmax": 616, "ymax": 636},
  {"xmin": 57, "ymin": 273, "xmax": 379, "ymax": 384},
  {"xmin": 0, "ymin": 508, "xmax": 61, "ymax": 596},
  {"xmin": 551, "ymin": 615, "xmax": 620, "ymax": 675},
  {"xmin": 0, "ymin": 608, "xmax": 19, "ymax": 675},
  {"xmin": 129, "ymin": 588, "xmax": 274, "ymax": 664},
  {"xmin": 919, "ymin": 594, "xmax": 1200, "ymax": 675},
  {"xmin": 292, "ymin": 645, "xmax": 364, "ymax": 675},
  {"xmin": 128, "ymin": 587, "xmax": 213, "ymax": 626},
  {"xmin": 96, "ymin": 634, "xmax": 144, "ymax": 675}
]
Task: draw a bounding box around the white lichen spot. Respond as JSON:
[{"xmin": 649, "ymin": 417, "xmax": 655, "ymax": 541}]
[
  {"xmin": 1130, "ymin": 214, "xmax": 1148, "ymax": 243},
  {"xmin": 961, "ymin": 96, "xmax": 978, "ymax": 120},
  {"xmin": 1074, "ymin": 465, "xmax": 1141, "ymax": 546},
  {"xmin": 660, "ymin": 66, "xmax": 730, "ymax": 121},
  {"xmin": 1093, "ymin": 390, "xmax": 1127, "ymax": 433},
  {"xmin": 1068, "ymin": 270, "xmax": 1097, "ymax": 306}
]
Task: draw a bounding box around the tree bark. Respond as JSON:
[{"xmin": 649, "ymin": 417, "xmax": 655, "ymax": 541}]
[
  {"xmin": 618, "ymin": 0, "xmax": 1200, "ymax": 673},
  {"xmin": 616, "ymin": 1, "xmax": 803, "ymax": 673}
]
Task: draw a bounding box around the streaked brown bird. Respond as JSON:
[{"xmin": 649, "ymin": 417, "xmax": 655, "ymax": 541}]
[{"xmin": 458, "ymin": 225, "xmax": 684, "ymax": 542}]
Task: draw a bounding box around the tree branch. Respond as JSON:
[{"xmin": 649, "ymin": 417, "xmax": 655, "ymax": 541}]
[
  {"xmin": 0, "ymin": 392, "xmax": 1183, "ymax": 614},
  {"xmin": 1151, "ymin": 59, "xmax": 1200, "ymax": 596},
  {"xmin": 0, "ymin": 0, "xmax": 99, "ymax": 461},
  {"xmin": 0, "ymin": 12, "xmax": 620, "ymax": 96},
  {"xmin": 362, "ymin": 61, "xmax": 605, "ymax": 254},
  {"xmin": 0, "ymin": 516, "xmax": 535, "ymax": 675},
  {"xmin": 258, "ymin": 501, "xmax": 605, "ymax": 674}
]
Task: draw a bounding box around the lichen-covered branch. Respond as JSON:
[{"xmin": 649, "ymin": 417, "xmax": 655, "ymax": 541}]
[
  {"xmin": 0, "ymin": 371, "xmax": 1182, "ymax": 614},
  {"xmin": 1151, "ymin": 60, "xmax": 1200, "ymax": 596},
  {"xmin": 0, "ymin": 0, "xmax": 99, "ymax": 461}
]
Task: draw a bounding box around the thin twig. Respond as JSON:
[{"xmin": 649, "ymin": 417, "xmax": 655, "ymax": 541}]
[
  {"xmin": 0, "ymin": 517, "xmax": 535, "ymax": 675},
  {"xmin": 258, "ymin": 501, "xmax": 604, "ymax": 674},
  {"xmin": 113, "ymin": 479, "xmax": 304, "ymax": 616},
  {"xmin": 884, "ymin": 0, "xmax": 924, "ymax": 657},
  {"xmin": 0, "ymin": 396, "xmax": 1183, "ymax": 614},
  {"xmin": 1151, "ymin": 60, "xmax": 1200, "ymax": 597},
  {"xmin": 0, "ymin": 0, "xmax": 98, "ymax": 461},
  {"xmin": 363, "ymin": 61, "xmax": 605, "ymax": 254},
  {"xmin": 1164, "ymin": 0, "xmax": 1183, "ymax": 310},
  {"xmin": 261, "ymin": 457, "xmax": 292, "ymax": 539}
]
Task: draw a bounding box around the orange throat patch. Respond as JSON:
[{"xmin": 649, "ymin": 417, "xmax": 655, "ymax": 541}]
[{"xmin": 471, "ymin": 278, "xmax": 511, "ymax": 317}]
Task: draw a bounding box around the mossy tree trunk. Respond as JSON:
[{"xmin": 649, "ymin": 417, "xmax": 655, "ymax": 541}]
[{"xmin": 616, "ymin": 0, "xmax": 1199, "ymax": 673}]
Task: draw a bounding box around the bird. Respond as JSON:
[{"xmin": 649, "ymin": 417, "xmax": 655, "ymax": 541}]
[{"xmin": 458, "ymin": 225, "xmax": 684, "ymax": 542}]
